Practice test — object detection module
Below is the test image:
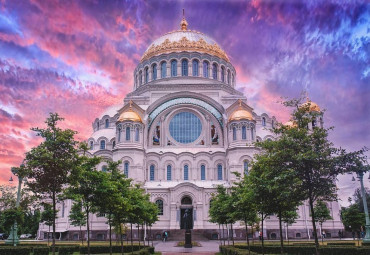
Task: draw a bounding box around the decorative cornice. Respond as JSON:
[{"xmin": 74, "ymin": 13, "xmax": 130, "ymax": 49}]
[{"xmin": 141, "ymin": 36, "xmax": 229, "ymax": 62}]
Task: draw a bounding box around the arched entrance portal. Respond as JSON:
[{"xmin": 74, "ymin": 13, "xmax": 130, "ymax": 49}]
[{"xmin": 180, "ymin": 196, "xmax": 193, "ymax": 229}]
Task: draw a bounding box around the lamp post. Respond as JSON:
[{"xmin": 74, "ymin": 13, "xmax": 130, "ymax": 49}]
[
  {"xmin": 356, "ymin": 170, "xmax": 370, "ymax": 243},
  {"xmin": 5, "ymin": 165, "xmax": 25, "ymax": 246}
]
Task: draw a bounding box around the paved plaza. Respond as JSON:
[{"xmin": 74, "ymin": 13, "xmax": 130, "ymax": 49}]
[{"xmin": 154, "ymin": 240, "xmax": 220, "ymax": 254}]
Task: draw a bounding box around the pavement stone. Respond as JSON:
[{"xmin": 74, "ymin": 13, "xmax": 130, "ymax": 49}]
[{"xmin": 154, "ymin": 240, "xmax": 220, "ymax": 254}]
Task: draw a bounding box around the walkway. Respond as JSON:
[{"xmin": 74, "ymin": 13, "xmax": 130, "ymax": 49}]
[{"xmin": 154, "ymin": 240, "xmax": 220, "ymax": 254}]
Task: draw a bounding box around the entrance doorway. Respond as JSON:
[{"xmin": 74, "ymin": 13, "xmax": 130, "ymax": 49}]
[{"xmin": 180, "ymin": 196, "xmax": 193, "ymax": 229}]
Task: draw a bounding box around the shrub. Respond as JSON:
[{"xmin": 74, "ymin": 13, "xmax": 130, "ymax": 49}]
[
  {"xmin": 0, "ymin": 247, "xmax": 31, "ymax": 255},
  {"xmin": 79, "ymin": 245, "xmax": 151, "ymax": 254},
  {"xmin": 327, "ymin": 242, "xmax": 356, "ymax": 246},
  {"xmin": 32, "ymin": 247, "xmax": 49, "ymax": 255},
  {"xmin": 58, "ymin": 246, "xmax": 80, "ymax": 255}
]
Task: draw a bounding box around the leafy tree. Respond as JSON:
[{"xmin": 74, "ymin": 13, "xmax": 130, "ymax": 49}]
[
  {"xmin": 20, "ymin": 210, "xmax": 41, "ymax": 238},
  {"xmin": 341, "ymin": 205, "xmax": 365, "ymax": 234},
  {"xmin": 312, "ymin": 200, "xmax": 332, "ymax": 244},
  {"xmin": 281, "ymin": 209, "xmax": 299, "ymax": 244},
  {"xmin": 40, "ymin": 203, "xmax": 57, "ymax": 245},
  {"xmin": 1, "ymin": 207, "xmax": 24, "ymax": 245},
  {"xmin": 25, "ymin": 113, "xmax": 78, "ymax": 255},
  {"xmin": 69, "ymin": 201, "xmax": 86, "ymax": 245}
]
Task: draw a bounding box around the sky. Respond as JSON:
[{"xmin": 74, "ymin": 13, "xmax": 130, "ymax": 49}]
[{"xmin": 0, "ymin": 0, "xmax": 369, "ymax": 206}]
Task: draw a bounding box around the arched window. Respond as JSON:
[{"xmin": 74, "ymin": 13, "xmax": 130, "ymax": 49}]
[
  {"xmin": 161, "ymin": 62, "xmax": 166, "ymax": 78},
  {"xmin": 152, "ymin": 64, "xmax": 157, "ymax": 81},
  {"xmin": 312, "ymin": 118, "xmax": 317, "ymax": 128},
  {"xmin": 233, "ymin": 127, "xmax": 237, "ymax": 141},
  {"xmin": 232, "ymin": 74, "xmax": 235, "ymax": 86},
  {"xmin": 181, "ymin": 196, "xmax": 192, "ymax": 205},
  {"xmin": 242, "ymin": 126, "xmax": 247, "ymax": 140},
  {"xmin": 150, "ymin": 165, "xmax": 155, "ymax": 181},
  {"xmin": 105, "ymin": 119, "xmax": 109, "ymax": 128},
  {"xmin": 243, "ymin": 161, "xmax": 249, "ymax": 175},
  {"xmin": 100, "ymin": 140, "xmax": 105, "ymax": 150},
  {"xmin": 125, "ymin": 126, "xmax": 130, "ymax": 141},
  {"xmin": 167, "ymin": 165, "xmax": 172, "ymax": 181},
  {"xmin": 117, "ymin": 125, "xmax": 121, "ymax": 142},
  {"xmin": 90, "ymin": 141, "xmax": 94, "ymax": 150},
  {"xmin": 102, "ymin": 165, "xmax": 107, "ymax": 172},
  {"xmin": 251, "ymin": 126, "xmax": 254, "ymax": 140},
  {"xmin": 192, "ymin": 60, "xmax": 199, "ymax": 76},
  {"xmin": 203, "ymin": 61, "xmax": 209, "ymax": 78},
  {"xmin": 145, "ymin": 67, "xmax": 149, "ymax": 83},
  {"xmin": 135, "ymin": 127, "xmax": 139, "ymax": 142},
  {"xmin": 217, "ymin": 164, "xmax": 223, "ymax": 180},
  {"xmin": 155, "ymin": 199, "xmax": 163, "ymax": 215},
  {"xmin": 112, "ymin": 141, "xmax": 116, "ymax": 149},
  {"xmin": 182, "ymin": 59, "xmax": 188, "ymax": 76},
  {"xmin": 124, "ymin": 162, "xmax": 129, "ymax": 177},
  {"xmin": 221, "ymin": 67, "xmax": 225, "ymax": 82},
  {"xmin": 212, "ymin": 63, "xmax": 218, "ymax": 79},
  {"xmin": 201, "ymin": 164, "xmax": 206, "ymax": 181},
  {"xmin": 139, "ymin": 71, "xmax": 142, "ymax": 85},
  {"xmin": 262, "ymin": 117, "xmax": 266, "ymax": 126},
  {"xmin": 227, "ymin": 70, "xmax": 231, "ymax": 84},
  {"xmin": 184, "ymin": 165, "xmax": 189, "ymax": 180},
  {"xmin": 171, "ymin": 60, "xmax": 177, "ymax": 77}
]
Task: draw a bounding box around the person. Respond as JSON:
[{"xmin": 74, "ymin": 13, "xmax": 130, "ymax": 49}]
[
  {"xmin": 259, "ymin": 231, "xmax": 262, "ymax": 240},
  {"xmin": 164, "ymin": 231, "xmax": 168, "ymax": 242},
  {"xmin": 322, "ymin": 230, "xmax": 326, "ymax": 238},
  {"xmin": 162, "ymin": 232, "xmax": 166, "ymax": 242}
]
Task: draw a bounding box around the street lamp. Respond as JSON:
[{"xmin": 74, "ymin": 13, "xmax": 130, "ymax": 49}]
[
  {"xmin": 354, "ymin": 170, "xmax": 370, "ymax": 243},
  {"xmin": 5, "ymin": 164, "xmax": 26, "ymax": 246}
]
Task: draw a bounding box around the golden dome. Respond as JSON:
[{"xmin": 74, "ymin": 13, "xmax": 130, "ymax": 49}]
[
  {"xmin": 118, "ymin": 102, "xmax": 142, "ymax": 122},
  {"xmin": 300, "ymin": 101, "xmax": 321, "ymax": 112},
  {"xmin": 284, "ymin": 121, "xmax": 297, "ymax": 128},
  {"xmin": 229, "ymin": 100, "xmax": 254, "ymax": 121}
]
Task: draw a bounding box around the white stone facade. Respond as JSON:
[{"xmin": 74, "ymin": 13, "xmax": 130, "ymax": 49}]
[{"xmin": 37, "ymin": 21, "xmax": 343, "ymax": 241}]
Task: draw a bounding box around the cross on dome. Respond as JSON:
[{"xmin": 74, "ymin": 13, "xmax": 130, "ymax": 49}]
[{"xmin": 180, "ymin": 9, "xmax": 188, "ymax": 31}]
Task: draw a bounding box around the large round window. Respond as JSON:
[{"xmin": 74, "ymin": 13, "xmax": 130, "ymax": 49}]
[{"xmin": 169, "ymin": 112, "xmax": 202, "ymax": 144}]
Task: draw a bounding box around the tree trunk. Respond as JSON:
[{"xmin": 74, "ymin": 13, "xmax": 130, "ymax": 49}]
[
  {"xmin": 219, "ymin": 224, "xmax": 221, "ymax": 246},
  {"xmin": 138, "ymin": 224, "xmax": 140, "ymax": 249},
  {"xmin": 287, "ymin": 224, "xmax": 289, "ymax": 245},
  {"xmin": 261, "ymin": 213, "xmax": 265, "ymax": 255},
  {"xmin": 52, "ymin": 192, "xmax": 56, "ymax": 255},
  {"xmin": 222, "ymin": 224, "xmax": 225, "ymax": 246},
  {"xmin": 231, "ymin": 223, "xmax": 234, "ymax": 246},
  {"xmin": 80, "ymin": 226, "xmax": 83, "ymax": 245},
  {"xmin": 130, "ymin": 223, "xmax": 133, "ymax": 254},
  {"xmin": 119, "ymin": 223, "xmax": 123, "ymax": 255},
  {"xmin": 226, "ymin": 223, "xmax": 230, "ymax": 245},
  {"xmin": 48, "ymin": 225, "xmax": 50, "ymax": 246},
  {"xmin": 320, "ymin": 223, "xmax": 323, "ymax": 245},
  {"xmin": 251, "ymin": 224, "xmax": 254, "ymax": 245},
  {"xmin": 150, "ymin": 226, "xmax": 153, "ymax": 247},
  {"xmin": 278, "ymin": 209, "xmax": 284, "ymax": 254},
  {"xmin": 245, "ymin": 220, "xmax": 250, "ymax": 255},
  {"xmin": 309, "ymin": 197, "xmax": 320, "ymax": 255},
  {"xmin": 109, "ymin": 215, "xmax": 112, "ymax": 255},
  {"xmin": 86, "ymin": 207, "xmax": 90, "ymax": 255}
]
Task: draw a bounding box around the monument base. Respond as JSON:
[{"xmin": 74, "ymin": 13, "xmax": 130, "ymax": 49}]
[{"xmin": 184, "ymin": 229, "xmax": 192, "ymax": 248}]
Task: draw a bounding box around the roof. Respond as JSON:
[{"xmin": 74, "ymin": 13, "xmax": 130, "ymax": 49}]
[
  {"xmin": 99, "ymin": 104, "xmax": 122, "ymax": 119},
  {"xmin": 90, "ymin": 128, "xmax": 116, "ymax": 141}
]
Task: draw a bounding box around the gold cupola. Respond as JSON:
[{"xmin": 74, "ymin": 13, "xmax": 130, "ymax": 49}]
[
  {"xmin": 284, "ymin": 120, "xmax": 297, "ymax": 128},
  {"xmin": 300, "ymin": 95, "xmax": 321, "ymax": 112},
  {"xmin": 118, "ymin": 101, "xmax": 142, "ymax": 123},
  {"xmin": 229, "ymin": 100, "xmax": 254, "ymax": 121}
]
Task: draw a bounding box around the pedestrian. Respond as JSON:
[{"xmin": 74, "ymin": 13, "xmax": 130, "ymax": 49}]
[
  {"xmin": 259, "ymin": 231, "xmax": 262, "ymax": 240},
  {"xmin": 164, "ymin": 231, "xmax": 168, "ymax": 242},
  {"xmin": 162, "ymin": 232, "xmax": 166, "ymax": 242}
]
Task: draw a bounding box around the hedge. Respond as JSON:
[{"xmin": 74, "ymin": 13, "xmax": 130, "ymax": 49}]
[
  {"xmin": 32, "ymin": 247, "xmax": 49, "ymax": 255},
  {"xmin": 0, "ymin": 247, "xmax": 31, "ymax": 255},
  {"xmin": 79, "ymin": 245, "xmax": 154, "ymax": 254},
  {"xmin": 58, "ymin": 246, "xmax": 80, "ymax": 255},
  {"xmin": 0, "ymin": 243, "xmax": 47, "ymax": 247},
  {"xmin": 327, "ymin": 242, "xmax": 356, "ymax": 246}
]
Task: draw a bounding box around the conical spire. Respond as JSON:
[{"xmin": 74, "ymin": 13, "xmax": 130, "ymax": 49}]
[{"xmin": 180, "ymin": 9, "xmax": 188, "ymax": 31}]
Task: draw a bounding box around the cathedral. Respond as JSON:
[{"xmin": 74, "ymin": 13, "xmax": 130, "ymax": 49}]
[{"xmin": 37, "ymin": 15, "xmax": 343, "ymax": 241}]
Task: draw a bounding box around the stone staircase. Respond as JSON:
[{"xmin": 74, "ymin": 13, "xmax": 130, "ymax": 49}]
[{"xmin": 167, "ymin": 229, "xmax": 209, "ymax": 241}]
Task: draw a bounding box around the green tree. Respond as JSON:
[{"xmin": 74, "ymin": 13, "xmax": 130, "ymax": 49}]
[
  {"xmin": 69, "ymin": 201, "xmax": 86, "ymax": 245},
  {"xmin": 341, "ymin": 205, "xmax": 365, "ymax": 235},
  {"xmin": 40, "ymin": 203, "xmax": 57, "ymax": 246},
  {"xmin": 1, "ymin": 207, "xmax": 24, "ymax": 245},
  {"xmin": 25, "ymin": 113, "xmax": 78, "ymax": 255},
  {"xmin": 281, "ymin": 209, "xmax": 299, "ymax": 244},
  {"xmin": 312, "ymin": 200, "xmax": 332, "ymax": 244}
]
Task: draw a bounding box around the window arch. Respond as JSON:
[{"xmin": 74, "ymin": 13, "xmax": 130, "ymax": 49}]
[
  {"xmin": 243, "ymin": 160, "xmax": 249, "ymax": 175},
  {"xmin": 167, "ymin": 165, "xmax": 172, "ymax": 181},
  {"xmin": 125, "ymin": 126, "xmax": 130, "ymax": 141},
  {"xmin": 124, "ymin": 161, "xmax": 129, "ymax": 177},
  {"xmin": 155, "ymin": 199, "xmax": 163, "ymax": 215},
  {"xmin": 227, "ymin": 70, "xmax": 231, "ymax": 84},
  {"xmin": 251, "ymin": 126, "xmax": 255, "ymax": 141},
  {"xmin": 161, "ymin": 62, "xmax": 166, "ymax": 78},
  {"xmin": 221, "ymin": 67, "xmax": 225, "ymax": 82},
  {"xmin": 105, "ymin": 119, "xmax": 109, "ymax": 128},
  {"xmin": 100, "ymin": 140, "xmax": 105, "ymax": 150},
  {"xmin": 217, "ymin": 164, "xmax": 223, "ymax": 180},
  {"xmin": 139, "ymin": 71, "xmax": 143, "ymax": 85},
  {"xmin": 112, "ymin": 141, "xmax": 116, "ymax": 149},
  {"xmin": 171, "ymin": 60, "xmax": 177, "ymax": 77},
  {"xmin": 201, "ymin": 164, "xmax": 206, "ymax": 180},
  {"xmin": 150, "ymin": 164, "xmax": 155, "ymax": 181},
  {"xmin": 181, "ymin": 59, "xmax": 188, "ymax": 76},
  {"xmin": 184, "ymin": 164, "xmax": 189, "ymax": 180},
  {"xmin": 90, "ymin": 141, "xmax": 94, "ymax": 150},
  {"xmin": 135, "ymin": 127, "xmax": 139, "ymax": 142},
  {"xmin": 145, "ymin": 67, "xmax": 149, "ymax": 83},
  {"xmin": 242, "ymin": 126, "xmax": 247, "ymax": 140},
  {"xmin": 203, "ymin": 61, "xmax": 209, "ymax": 78},
  {"xmin": 192, "ymin": 60, "xmax": 199, "ymax": 76},
  {"xmin": 262, "ymin": 117, "xmax": 266, "ymax": 126},
  {"xmin": 233, "ymin": 127, "xmax": 237, "ymax": 141},
  {"xmin": 212, "ymin": 63, "xmax": 218, "ymax": 80},
  {"xmin": 102, "ymin": 165, "xmax": 107, "ymax": 172},
  {"xmin": 152, "ymin": 64, "xmax": 157, "ymax": 81}
]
